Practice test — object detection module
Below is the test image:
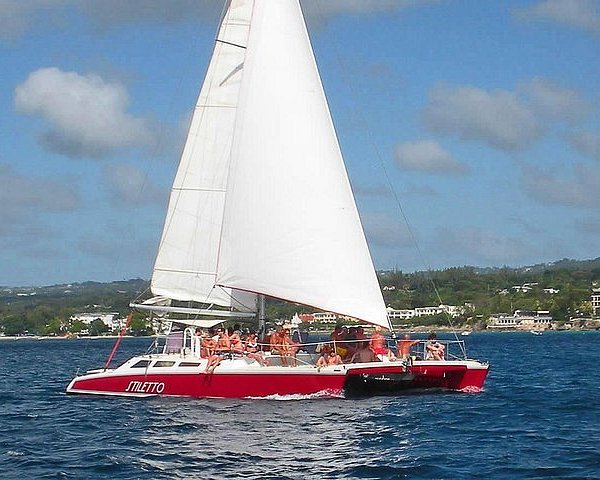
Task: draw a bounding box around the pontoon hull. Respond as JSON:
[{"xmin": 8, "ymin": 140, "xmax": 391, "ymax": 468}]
[{"xmin": 66, "ymin": 358, "xmax": 488, "ymax": 398}]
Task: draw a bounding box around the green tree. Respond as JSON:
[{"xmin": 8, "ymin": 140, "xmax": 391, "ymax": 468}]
[
  {"xmin": 129, "ymin": 316, "xmax": 150, "ymax": 336},
  {"xmin": 89, "ymin": 318, "xmax": 108, "ymax": 336}
]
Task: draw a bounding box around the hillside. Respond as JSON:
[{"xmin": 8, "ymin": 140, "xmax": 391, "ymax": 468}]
[{"xmin": 1, "ymin": 258, "xmax": 598, "ymax": 335}]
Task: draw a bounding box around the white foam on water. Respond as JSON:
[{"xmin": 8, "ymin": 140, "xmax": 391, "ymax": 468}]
[
  {"xmin": 245, "ymin": 389, "xmax": 344, "ymax": 401},
  {"xmin": 459, "ymin": 385, "xmax": 483, "ymax": 393}
]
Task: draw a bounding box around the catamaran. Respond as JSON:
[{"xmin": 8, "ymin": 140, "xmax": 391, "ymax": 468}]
[{"xmin": 67, "ymin": 0, "xmax": 488, "ymax": 398}]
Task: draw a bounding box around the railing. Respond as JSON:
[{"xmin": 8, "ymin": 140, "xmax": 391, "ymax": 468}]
[{"xmin": 153, "ymin": 332, "xmax": 467, "ymax": 363}]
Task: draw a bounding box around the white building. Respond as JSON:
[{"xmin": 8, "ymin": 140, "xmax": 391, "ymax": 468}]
[
  {"xmin": 386, "ymin": 304, "xmax": 465, "ymax": 321},
  {"xmin": 386, "ymin": 307, "xmax": 415, "ymax": 320},
  {"xmin": 592, "ymin": 288, "xmax": 600, "ymax": 315},
  {"xmin": 488, "ymin": 310, "xmax": 553, "ymax": 330},
  {"xmin": 70, "ymin": 312, "xmax": 124, "ymax": 331}
]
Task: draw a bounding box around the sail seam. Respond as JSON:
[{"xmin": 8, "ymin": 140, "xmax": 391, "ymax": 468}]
[
  {"xmin": 155, "ymin": 267, "xmax": 217, "ymax": 276},
  {"xmin": 172, "ymin": 187, "xmax": 226, "ymax": 193},
  {"xmin": 195, "ymin": 105, "xmax": 236, "ymax": 109}
]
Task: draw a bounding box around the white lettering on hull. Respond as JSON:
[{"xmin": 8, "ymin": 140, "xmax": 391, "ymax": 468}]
[{"xmin": 125, "ymin": 380, "xmax": 165, "ymax": 394}]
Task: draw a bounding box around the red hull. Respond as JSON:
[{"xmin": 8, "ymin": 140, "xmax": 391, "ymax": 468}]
[
  {"xmin": 67, "ymin": 357, "xmax": 488, "ymax": 398},
  {"xmin": 68, "ymin": 370, "xmax": 346, "ymax": 398}
]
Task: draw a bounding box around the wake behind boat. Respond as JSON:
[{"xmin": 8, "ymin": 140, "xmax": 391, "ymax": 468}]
[{"xmin": 67, "ymin": 0, "xmax": 488, "ymax": 399}]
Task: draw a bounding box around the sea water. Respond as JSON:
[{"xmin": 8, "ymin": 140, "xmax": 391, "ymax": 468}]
[{"xmin": 1, "ymin": 332, "xmax": 599, "ymax": 479}]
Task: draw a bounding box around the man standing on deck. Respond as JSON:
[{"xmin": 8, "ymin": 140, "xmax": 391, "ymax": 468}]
[{"xmin": 397, "ymin": 334, "xmax": 420, "ymax": 360}]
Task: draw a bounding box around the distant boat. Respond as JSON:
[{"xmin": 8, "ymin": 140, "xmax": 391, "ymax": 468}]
[
  {"xmin": 66, "ymin": 0, "xmax": 489, "ymax": 399},
  {"xmin": 461, "ymin": 331, "xmax": 471, "ymax": 336},
  {"xmin": 530, "ymin": 330, "xmax": 543, "ymax": 336}
]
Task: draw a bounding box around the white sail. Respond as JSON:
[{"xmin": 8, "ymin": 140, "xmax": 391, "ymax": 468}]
[
  {"xmin": 216, "ymin": 0, "xmax": 390, "ymax": 329},
  {"xmin": 151, "ymin": 0, "xmax": 256, "ymax": 313}
]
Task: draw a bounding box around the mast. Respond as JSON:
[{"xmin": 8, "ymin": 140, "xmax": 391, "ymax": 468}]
[{"xmin": 258, "ymin": 295, "xmax": 266, "ymax": 335}]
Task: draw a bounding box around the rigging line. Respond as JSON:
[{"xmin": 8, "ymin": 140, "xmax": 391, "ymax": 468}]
[{"xmin": 312, "ymin": 0, "xmax": 464, "ymax": 355}]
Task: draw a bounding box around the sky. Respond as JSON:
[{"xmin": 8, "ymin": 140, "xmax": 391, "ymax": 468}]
[{"xmin": 0, "ymin": 0, "xmax": 599, "ymax": 286}]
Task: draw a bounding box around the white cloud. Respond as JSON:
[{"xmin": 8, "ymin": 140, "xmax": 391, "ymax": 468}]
[
  {"xmin": 302, "ymin": 0, "xmax": 437, "ymax": 18},
  {"xmin": 14, "ymin": 67, "xmax": 153, "ymax": 158},
  {"xmin": 362, "ymin": 212, "xmax": 412, "ymax": 249},
  {"xmin": 439, "ymin": 227, "xmax": 535, "ymax": 265},
  {"xmin": 103, "ymin": 163, "xmax": 167, "ymax": 206},
  {"xmin": 567, "ymin": 131, "xmax": 600, "ymax": 161},
  {"xmin": 0, "ymin": 0, "xmax": 437, "ymax": 39},
  {"xmin": 395, "ymin": 140, "xmax": 467, "ymax": 174},
  {"xmin": 0, "ymin": 0, "xmax": 71, "ymax": 40},
  {"xmin": 575, "ymin": 217, "xmax": 600, "ymax": 234},
  {"xmin": 520, "ymin": 78, "xmax": 591, "ymax": 123},
  {"xmin": 0, "ymin": 164, "xmax": 80, "ymax": 249},
  {"xmin": 78, "ymin": 0, "xmax": 217, "ymax": 29},
  {"xmin": 521, "ymin": 163, "xmax": 600, "ymax": 207},
  {"xmin": 0, "ymin": 164, "xmax": 79, "ymax": 222},
  {"xmin": 515, "ymin": 0, "xmax": 600, "ymax": 34},
  {"xmin": 423, "ymin": 84, "xmax": 542, "ymax": 151}
]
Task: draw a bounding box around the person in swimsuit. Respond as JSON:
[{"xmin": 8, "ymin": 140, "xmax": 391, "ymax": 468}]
[
  {"xmin": 426, "ymin": 332, "xmax": 445, "ymax": 360},
  {"xmin": 244, "ymin": 332, "xmax": 269, "ymax": 366},
  {"xmin": 350, "ymin": 341, "xmax": 379, "ymax": 363},
  {"xmin": 330, "ymin": 325, "xmax": 349, "ymax": 358},
  {"xmin": 397, "ymin": 334, "xmax": 420, "ymax": 360},
  {"xmin": 229, "ymin": 328, "xmax": 244, "ymax": 354},
  {"xmin": 326, "ymin": 349, "xmax": 343, "ymax": 365},
  {"xmin": 282, "ymin": 327, "xmax": 301, "ymax": 367}
]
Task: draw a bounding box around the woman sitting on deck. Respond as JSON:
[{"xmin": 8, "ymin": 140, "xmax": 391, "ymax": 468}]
[{"xmin": 244, "ymin": 332, "xmax": 269, "ymax": 366}]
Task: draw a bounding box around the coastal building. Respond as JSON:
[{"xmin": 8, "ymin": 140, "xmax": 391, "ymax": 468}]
[
  {"xmin": 300, "ymin": 303, "xmax": 467, "ymax": 326},
  {"xmin": 69, "ymin": 312, "xmax": 125, "ymax": 332},
  {"xmin": 386, "ymin": 308, "xmax": 415, "ymax": 321},
  {"xmin": 487, "ymin": 310, "xmax": 553, "ymax": 330},
  {"xmin": 386, "ymin": 304, "xmax": 466, "ymax": 321},
  {"xmin": 592, "ymin": 288, "xmax": 600, "ymax": 316}
]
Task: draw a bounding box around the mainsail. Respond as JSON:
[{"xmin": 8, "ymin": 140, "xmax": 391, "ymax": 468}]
[
  {"xmin": 216, "ymin": 1, "xmax": 390, "ymax": 329},
  {"xmin": 151, "ymin": 0, "xmax": 256, "ymax": 313},
  {"xmin": 150, "ymin": 0, "xmax": 389, "ymax": 329}
]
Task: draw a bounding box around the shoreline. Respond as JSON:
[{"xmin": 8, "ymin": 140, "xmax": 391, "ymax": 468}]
[{"xmin": 1, "ymin": 328, "xmax": 598, "ymax": 341}]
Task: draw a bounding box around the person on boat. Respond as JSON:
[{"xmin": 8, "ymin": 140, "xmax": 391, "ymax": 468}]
[
  {"xmin": 201, "ymin": 331, "xmax": 217, "ymax": 358},
  {"xmin": 282, "ymin": 326, "xmax": 301, "ymax": 367},
  {"xmin": 270, "ymin": 327, "xmax": 290, "ymax": 366},
  {"xmin": 316, "ymin": 348, "xmax": 329, "ymax": 368},
  {"xmin": 326, "ymin": 349, "xmax": 343, "ymax": 366},
  {"xmin": 344, "ymin": 326, "xmax": 358, "ymax": 360},
  {"xmin": 369, "ymin": 326, "xmax": 392, "ymax": 356},
  {"xmin": 215, "ymin": 328, "xmax": 231, "ymax": 353},
  {"xmin": 330, "ymin": 325, "xmax": 348, "ymax": 358},
  {"xmin": 350, "ymin": 341, "xmax": 379, "ymax": 363},
  {"xmin": 356, "ymin": 326, "xmax": 366, "ymax": 341},
  {"xmin": 426, "ymin": 333, "xmax": 445, "ymax": 361},
  {"xmin": 397, "ymin": 334, "xmax": 420, "ymax": 360},
  {"xmin": 229, "ymin": 326, "xmax": 244, "ymax": 354},
  {"xmin": 244, "ymin": 331, "xmax": 269, "ymax": 366},
  {"xmin": 202, "ymin": 331, "xmax": 222, "ymax": 374}
]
